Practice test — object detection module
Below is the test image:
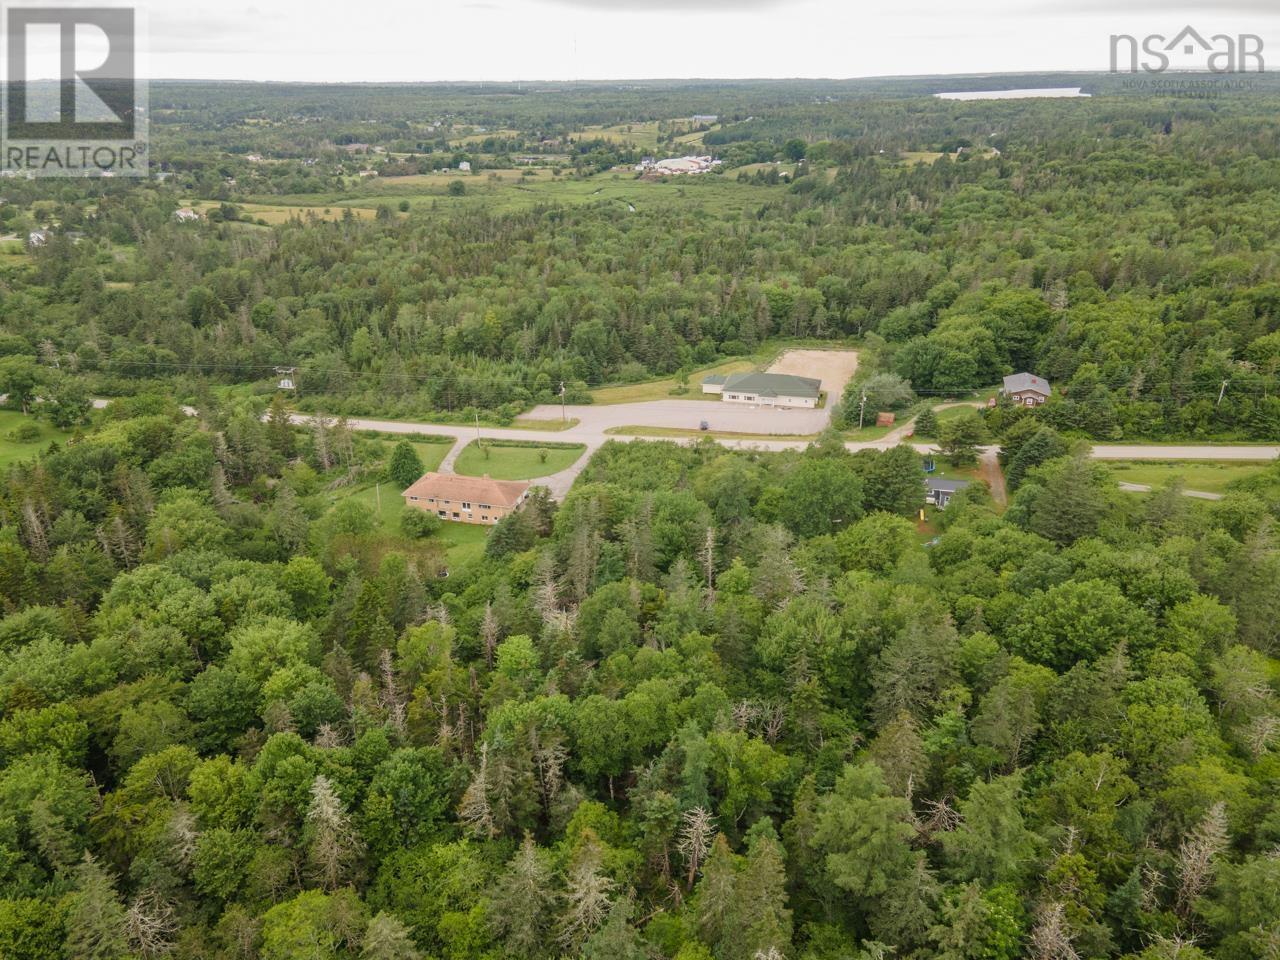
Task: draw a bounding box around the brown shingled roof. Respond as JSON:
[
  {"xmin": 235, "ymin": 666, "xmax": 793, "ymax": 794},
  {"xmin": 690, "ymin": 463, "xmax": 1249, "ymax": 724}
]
[{"xmin": 401, "ymin": 472, "xmax": 530, "ymax": 508}]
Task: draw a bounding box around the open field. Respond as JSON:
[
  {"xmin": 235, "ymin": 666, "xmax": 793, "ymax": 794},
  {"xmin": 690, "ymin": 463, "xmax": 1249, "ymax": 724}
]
[
  {"xmin": 453, "ymin": 440, "xmax": 586, "ymax": 480},
  {"xmin": 571, "ymin": 121, "xmax": 663, "ymax": 150},
  {"xmin": 447, "ymin": 128, "xmax": 523, "ymax": 145},
  {"xmin": 0, "ymin": 240, "xmax": 31, "ymax": 268},
  {"xmin": 1106, "ymin": 460, "xmax": 1272, "ymax": 494},
  {"xmin": 0, "ymin": 411, "xmax": 70, "ymax": 468},
  {"xmin": 377, "ymin": 168, "xmax": 557, "ymax": 189},
  {"xmin": 190, "ymin": 200, "xmax": 380, "ymax": 224},
  {"xmin": 901, "ymin": 151, "xmax": 945, "ymax": 165},
  {"xmin": 236, "ymin": 168, "xmax": 779, "ymax": 218}
]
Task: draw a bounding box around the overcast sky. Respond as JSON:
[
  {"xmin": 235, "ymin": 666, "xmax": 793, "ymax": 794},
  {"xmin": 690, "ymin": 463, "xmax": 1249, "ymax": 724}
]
[{"xmin": 104, "ymin": 0, "xmax": 1280, "ymax": 80}]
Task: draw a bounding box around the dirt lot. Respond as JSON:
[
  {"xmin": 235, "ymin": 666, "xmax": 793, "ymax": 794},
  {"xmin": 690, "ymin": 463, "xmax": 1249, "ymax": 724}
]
[{"xmin": 766, "ymin": 349, "xmax": 859, "ymax": 407}]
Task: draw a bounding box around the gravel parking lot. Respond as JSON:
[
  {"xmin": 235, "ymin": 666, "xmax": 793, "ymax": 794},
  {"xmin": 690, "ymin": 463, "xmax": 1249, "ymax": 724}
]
[{"xmin": 765, "ymin": 348, "xmax": 860, "ymax": 409}]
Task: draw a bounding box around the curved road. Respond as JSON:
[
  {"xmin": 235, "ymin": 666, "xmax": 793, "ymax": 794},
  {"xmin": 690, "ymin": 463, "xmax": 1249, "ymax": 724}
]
[
  {"xmin": 86, "ymin": 397, "xmax": 1278, "ymax": 500},
  {"xmin": 282, "ymin": 410, "xmax": 1280, "ymax": 500}
]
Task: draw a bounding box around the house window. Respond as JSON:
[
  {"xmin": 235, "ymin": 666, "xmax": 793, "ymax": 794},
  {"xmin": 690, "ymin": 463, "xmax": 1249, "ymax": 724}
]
[
  {"xmin": 478, "ymin": 503, "xmax": 491, "ymax": 510},
  {"xmin": 462, "ymin": 501, "xmax": 472, "ymax": 510},
  {"xmin": 481, "ymin": 515, "xmax": 489, "ymax": 521},
  {"xmin": 427, "ymin": 497, "xmax": 435, "ymax": 503},
  {"xmin": 452, "ymin": 512, "xmax": 459, "ymax": 520},
  {"xmin": 437, "ymin": 510, "xmax": 446, "ymax": 518},
  {"xmin": 409, "ymin": 496, "xmax": 418, "ymax": 501}
]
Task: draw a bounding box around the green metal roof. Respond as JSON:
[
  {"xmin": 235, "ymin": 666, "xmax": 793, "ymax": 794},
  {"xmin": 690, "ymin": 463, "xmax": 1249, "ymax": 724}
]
[{"xmin": 716, "ymin": 371, "xmax": 822, "ymax": 399}]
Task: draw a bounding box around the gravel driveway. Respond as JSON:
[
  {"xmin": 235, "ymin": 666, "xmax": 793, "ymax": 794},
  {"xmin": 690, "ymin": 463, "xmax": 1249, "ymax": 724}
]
[{"xmin": 765, "ymin": 348, "xmax": 860, "ymax": 409}]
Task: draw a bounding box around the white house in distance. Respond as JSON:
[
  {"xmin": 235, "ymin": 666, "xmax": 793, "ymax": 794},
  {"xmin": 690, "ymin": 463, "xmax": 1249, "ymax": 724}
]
[
  {"xmin": 703, "ymin": 371, "xmax": 822, "ymax": 409},
  {"xmin": 1001, "ymin": 372, "xmax": 1052, "ymax": 406}
]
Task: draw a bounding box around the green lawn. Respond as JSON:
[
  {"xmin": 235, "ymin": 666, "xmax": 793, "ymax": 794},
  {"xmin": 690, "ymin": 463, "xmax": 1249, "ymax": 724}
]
[
  {"xmin": 376, "ymin": 439, "xmax": 454, "ymax": 475},
  {"xmin": 842, "ymin": 423, "xmax": 897, "ymax": 441},
  {"xmin": 438, "ymin": 523, "xmax": 490, "ymax": 567},
  {"xmin": 454, "ymin": 441, "xmax": 585, "ymax": 480},
  {"xmin": 0, "ymin": 411, "xmax": 71, "ymax": 468},
  {"xmin": 1107, "ymin": 460, "xmax": 1272, "ymax": 494},
  {"xmin": 934, "ymin": 404, "xmax": 984, "ymax": 422},
  {"xmin": 240, "ymin": 169, "xmax": 780, "ymax": 219},
  {"xmin": 590, "ymin": 358, "xmax": 756, "ymax": 405},
  {"xmin": 336, "ymin": 481, "xmax": 492, "ymax": 568}
]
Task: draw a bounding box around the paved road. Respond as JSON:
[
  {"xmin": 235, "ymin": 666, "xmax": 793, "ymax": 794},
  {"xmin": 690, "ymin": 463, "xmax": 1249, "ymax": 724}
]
[
  {"xmin": 1090, "ymin": 444, "xmax": 1280, "ymax": 461},
  {"xmin": 523, "ymin": 398, "xmax": 832, "ymax": 435},
  {"xmin": 283, "ymin": 409, "xmax": 1280, "ymax": 500},
  {"xmin": 81, "ymin": 397, "xmax": 1279, "ymax": 501},
  {"xmin": 1117, "ymin": 481, "xmax": 1224, "ymax": 501}
]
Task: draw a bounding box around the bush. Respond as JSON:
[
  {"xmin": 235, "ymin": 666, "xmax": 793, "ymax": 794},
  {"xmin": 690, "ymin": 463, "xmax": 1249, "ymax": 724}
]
[
  {"xmin": 914, "ymin": 407, "xmax": 939, "ymax": 438},
  {"xmin": 386, "ymin": 440, "xmax": 424, "ymax": 489},
  {"xmin": 401, "ymin": 509, "xmax": 441, "ymax": 539},
  {"xmin": 5, "ymin": 422, "xmax": 40, "ymax": 443}
]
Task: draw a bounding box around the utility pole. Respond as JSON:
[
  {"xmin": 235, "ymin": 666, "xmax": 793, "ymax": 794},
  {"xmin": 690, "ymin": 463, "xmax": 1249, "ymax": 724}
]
[
  {"xmin": 858, "ymin": 391, "xmax": 868, "ymax": 430},
  {"xmin": 1217, "ymin": 379, "xmax": 1229, "ymax": 407},
  {"xmin": 376, "ymin": 482, "xmax": 382, "ymax": 514},
  {"xmin": 559, "ymin": 380, "xmax": 567, "ymax": 423},
  {"xmin": 474, "ymin": 411, "xmax": 482, "ymax": 444}
]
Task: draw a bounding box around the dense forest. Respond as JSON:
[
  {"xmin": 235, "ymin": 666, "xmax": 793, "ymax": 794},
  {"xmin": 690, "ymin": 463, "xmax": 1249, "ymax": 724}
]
[
  {"xmin": 3, "ymin": 80, "xmax": 1280, "ymax": 438},
  {"xmin": 1, "ymin": 391, "xmax": 1280, "ymax": 959}
]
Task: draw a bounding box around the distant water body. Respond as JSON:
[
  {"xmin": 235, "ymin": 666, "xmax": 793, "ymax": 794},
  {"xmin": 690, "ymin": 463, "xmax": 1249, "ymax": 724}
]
[{"xmin": 934, "ymin": 87, "xmax": 1091, "ymax": 100}]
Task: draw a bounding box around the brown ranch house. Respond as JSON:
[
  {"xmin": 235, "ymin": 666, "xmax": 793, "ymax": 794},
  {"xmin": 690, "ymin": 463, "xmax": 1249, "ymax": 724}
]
[
  {"xmin": 402, "ymin": 472, "xmax": 530, "ymax": 525},
  {"xmin": 1001, "ymin": 372, "xmax": 1052, "ymax": 406}
]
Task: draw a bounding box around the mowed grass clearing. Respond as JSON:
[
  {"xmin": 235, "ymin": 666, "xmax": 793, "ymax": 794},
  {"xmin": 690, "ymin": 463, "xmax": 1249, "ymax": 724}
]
[
  {"xmin": 336, "ymin": 480, "xmax": 492, "ymax": 568},
  {"xmin": 590, "ymin": 358, "xmax": 757, "ymax": 405},
  {"xmin": 379, "ymin": 438, "xmax": 454, "ymax": 475},
  {"xmin": 1108, "ymin": 460, "xmax": 1272, "ymax": 494},
  {"xmin": 252, "ymin": 170, "xmax": 778, "ymax": 218},
  {"xmin": 0, "ymin": 411, "xmax": 71, "ymax": 468},
  {"xmin": 454, "ymin": 441, "xmax": 585, "ymax": 480},
  {"xmin": 190, "ymin": 201, "xmax": 380, "ymax": 224},
  {"xmin": 377, "ymin": 168, "xmax": 557, "ymax": 189}
]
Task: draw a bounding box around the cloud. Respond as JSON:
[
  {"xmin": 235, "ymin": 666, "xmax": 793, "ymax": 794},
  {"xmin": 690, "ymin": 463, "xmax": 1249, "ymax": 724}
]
[
  {"xmin": 536, "ymin": 0, "xmax": 791, "ymax": 10},
  {"xmin": 1022, "ymin": 0, "xmax": 1280, "ymax": 14}
]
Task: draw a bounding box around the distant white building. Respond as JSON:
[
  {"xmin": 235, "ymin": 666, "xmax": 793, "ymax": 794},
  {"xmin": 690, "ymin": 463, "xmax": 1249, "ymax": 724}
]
[
  {"xmin": 458, "ymin": 160, "xmax": 472, "ymax": 172},
  {"xmin": 646, "ymin": 155, "xmax": 721, "ymax": 176},
  {"xmin": 173, "ymin": 207, "xmax": 203, "ymax": 222},
  {"xmin": 692, "ymin": 114, "xmax": 718, "ymax": 123},
  {"xmin": 27, "ymin": 229, "xmax": 48, "ymax": 247}
]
